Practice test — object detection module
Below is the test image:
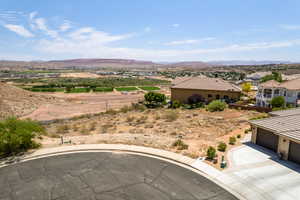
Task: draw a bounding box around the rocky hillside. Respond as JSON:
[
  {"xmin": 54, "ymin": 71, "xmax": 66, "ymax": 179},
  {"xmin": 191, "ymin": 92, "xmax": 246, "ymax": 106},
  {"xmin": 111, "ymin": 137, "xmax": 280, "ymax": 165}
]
[{"xmin": 0, "ymin": 83, "xmax": 58, "ymax": 120}]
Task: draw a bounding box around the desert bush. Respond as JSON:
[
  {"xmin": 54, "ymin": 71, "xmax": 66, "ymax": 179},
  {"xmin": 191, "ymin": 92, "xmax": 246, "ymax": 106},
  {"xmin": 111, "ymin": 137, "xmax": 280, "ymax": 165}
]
[
  {"xmin": 217, "ymin": 142, "xmax": 227, "ymax": 152},
  {"xmin": 249, "ymin": 113, "xmax": 269, "ymax": 120},
  {"xmin": 120, "ymin": 105, "xmax": 131, "ymax": 113},
  {"xmin": 144, "ymin": 92, "xmax": 166, "ymax": 108},
  {"xmin": 170, "ymin": 100, "xmax": 181, "ymax": 109},
  {"xmin": 206, "ymin": 146, "xmax": 216, "ymax": 160},
  {"xmin": 229, "ymin": 136, "xmax": 236, "ymax": 145},
  {"xmin": 136, "ymin": 116, "xmax": 148, "ymax": 124},
  {"xmin": 89, "ymin": 122, "xmax": 97, "ymax": 131},
  {"xmin": 172, "ymin": 139, "xmax": 188, "ymax": 150},
  {"xmin": 56, "ymin": 124, "xmax": 70, "ymax": 134},
  {"xmin": 163, "ymin": 111, "xmax": 179, "ymax": 122},
  {"xmin": 244, "ymin": 128, "xmax": 251, "ymax": 134},
  {"xmin": 144, "ymin": 124, "xmax": 154, "ymax": 128},
  {"xmin": 0, "ymin": 118, "xmax": 44, "ymax": 156},
  {"xmin": 131, "ymin": 103, "xmax": 146, "ymax": 112},
  {"xmin": 105, "ymin": 109, "xmax": 118, "ymax": 115},
  {"xmin": 126, "ymin": 116, "xmax": 135, "ymax": 122},
  {"xmin": 206, "ymin": 100, "xmax": 227, "ymax": 112},
  {"xmin": 237, "ymin": 134, "xmax": 241, "ymax": 138}
]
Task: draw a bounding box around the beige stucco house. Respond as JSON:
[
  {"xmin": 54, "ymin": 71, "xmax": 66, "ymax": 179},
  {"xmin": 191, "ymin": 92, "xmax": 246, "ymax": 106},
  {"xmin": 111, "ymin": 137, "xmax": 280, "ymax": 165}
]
[
  {"xmin": 250, "ymin": 108, "xmax": 300, "ymax": 164},
  {"xmin": 171, "ymin": 77, "xmax": 241, "ymax": 104}
]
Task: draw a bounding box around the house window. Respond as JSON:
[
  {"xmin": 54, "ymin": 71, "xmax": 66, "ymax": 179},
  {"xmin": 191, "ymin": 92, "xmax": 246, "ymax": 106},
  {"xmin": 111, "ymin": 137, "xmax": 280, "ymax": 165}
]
[
  {"xmin": 287, "ymin": 91, "xmax": 293, "ymax": 97},
  {"xmin": 263, "ymin": 89, "xmax": 272, "ymax": 98},
  {"xmin": 284, "ymin": 91, "xmax": 287, "ymax": 96},
  {"xmin": 274, "ymin": 89, "xmax": 280, "ymax": 95},
  {"xmin": 216, "ymin": 94, "xmax": 220, "ymax": 99},
  {"xmin": 208, "ymin": 94, "xmax": 212, "ymax": 98},
  {"xmin": 224, "ymin": 95, "xmax": 229, "ymax": 99},
  {"xmin": 298, "ymin": 92, "xmax": 300, "ymax": 100}
]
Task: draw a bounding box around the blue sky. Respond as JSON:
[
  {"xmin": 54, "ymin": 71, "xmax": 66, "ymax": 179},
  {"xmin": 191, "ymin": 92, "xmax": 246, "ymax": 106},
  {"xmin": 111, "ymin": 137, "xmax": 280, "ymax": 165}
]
[{"xmin": 1, "ymin": 0, "xmax": 300, "ymax": 62}]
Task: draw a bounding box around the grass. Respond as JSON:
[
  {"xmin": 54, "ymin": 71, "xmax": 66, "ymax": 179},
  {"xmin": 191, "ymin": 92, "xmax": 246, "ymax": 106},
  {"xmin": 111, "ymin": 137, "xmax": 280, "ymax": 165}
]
[
  {"xmin": 66, "ymin": 88, "xmax": 91, "ymax": 93},
  {"xmin": 139, "ymin": 86, "xmax": 160, "ymax": 91},
  {"xmin": 93, "ymin": 87, "xmax": 113, "ymax": 92},
  {"xmin": 25, "ymin": 87, "xmax": 65, "ymax": 92},
  {"xmin": 115, "ymin": 87, "xmax": 138, "ymax": 91}
]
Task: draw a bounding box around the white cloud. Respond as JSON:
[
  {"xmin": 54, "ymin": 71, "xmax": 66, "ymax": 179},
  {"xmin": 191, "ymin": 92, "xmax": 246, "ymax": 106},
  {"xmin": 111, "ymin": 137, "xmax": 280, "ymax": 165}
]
[
  {"xmin": 3, "ymin": 24, "xmax": 34, "ymax": 37},
  {"xmin": 280, "ymin": 24, "xmax": 300, "ymax": 30},
  {"xmin": 171, "ymin": 24, "xmax": 180, "ymax": 28},
  {"xmin": 29, "ymin": 11, "xmax": 37, "ymax": 20},
  {"xmin": 60, "ymin": 20, "xmax": 72, "ymax": 32},
  {"xmin": 165, "ymin": 38, "xmax": 215, "ymax": 46},
  {"xmin": 34, "ymin": 18, "xmax": 58, "ymax": 38}
]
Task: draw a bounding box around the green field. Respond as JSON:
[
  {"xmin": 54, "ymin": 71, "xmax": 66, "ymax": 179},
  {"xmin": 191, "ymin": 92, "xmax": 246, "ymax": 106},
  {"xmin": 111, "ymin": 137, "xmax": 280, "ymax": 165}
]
[
  {"xmin": 24, "ymin": 87, "xmax": 65, "ymax": 92},
  {"xmin": 139, "ymin": 86, "xmax": 160, "ymax": 91},
  {"xmin": 115, "ymin": 87, "xmax": 138, "ymax": 92},
  {"xmin": 93, "ymin": 87, "xmax": 114, "ymax": 92},
  {"xmin": 66, "ymin": 88, "xmax": 91, "ymax": 93}
]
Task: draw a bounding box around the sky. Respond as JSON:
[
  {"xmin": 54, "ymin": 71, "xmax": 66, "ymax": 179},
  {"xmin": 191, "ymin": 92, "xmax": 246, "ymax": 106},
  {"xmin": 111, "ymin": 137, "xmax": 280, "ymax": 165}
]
[{"xmin": 1, "ymin": 0, "xmax": 300, "ymax": 62}]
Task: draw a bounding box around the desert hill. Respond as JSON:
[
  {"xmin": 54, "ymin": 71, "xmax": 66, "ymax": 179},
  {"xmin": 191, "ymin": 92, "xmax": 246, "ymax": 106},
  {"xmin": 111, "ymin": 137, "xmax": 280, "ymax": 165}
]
[{"xmin": 0, "ymin": 82, "xmax": 58, "ymax": 120}]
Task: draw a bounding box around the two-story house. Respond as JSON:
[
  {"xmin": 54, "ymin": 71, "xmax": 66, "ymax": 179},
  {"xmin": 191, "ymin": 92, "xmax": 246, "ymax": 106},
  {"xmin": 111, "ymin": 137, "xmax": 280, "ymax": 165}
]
[{"xmin": 256, "ymin": 79, "xmax": 300, "ymax": 107}]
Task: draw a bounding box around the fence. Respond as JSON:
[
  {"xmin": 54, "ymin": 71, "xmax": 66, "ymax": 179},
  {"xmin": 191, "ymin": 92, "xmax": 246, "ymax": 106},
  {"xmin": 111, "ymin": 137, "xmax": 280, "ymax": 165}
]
[{"xmin": 228, "ymin": 103, "xmax": 272, "ymax": 113}]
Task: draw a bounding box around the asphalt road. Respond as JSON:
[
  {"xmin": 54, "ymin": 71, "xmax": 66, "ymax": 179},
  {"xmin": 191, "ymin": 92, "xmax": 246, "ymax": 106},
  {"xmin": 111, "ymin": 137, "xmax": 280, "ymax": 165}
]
[{"xmin": 0, "ymin": 152, "xmax": 238, "ymax": 200}]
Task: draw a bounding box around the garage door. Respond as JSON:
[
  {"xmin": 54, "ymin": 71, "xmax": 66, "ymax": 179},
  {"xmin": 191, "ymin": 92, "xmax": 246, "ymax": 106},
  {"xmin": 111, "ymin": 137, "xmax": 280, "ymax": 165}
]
[
  {"xmin": 256, "ymin": 128, "xmax": 279, "ymax": 152},
  {"xmin": 288, "ymin": 141, "xmax": 300, "ymax": 164}
]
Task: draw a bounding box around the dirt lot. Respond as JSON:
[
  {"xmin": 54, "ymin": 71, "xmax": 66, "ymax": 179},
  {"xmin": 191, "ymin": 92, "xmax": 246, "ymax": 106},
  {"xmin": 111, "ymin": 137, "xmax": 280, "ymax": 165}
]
[
  {"xmin": 41, "ymin": 107, "xmax": 261, "ymax": 160},
  {"xmin": 22, "ymin": 92, "xmax": 144, "ymax": 121}
]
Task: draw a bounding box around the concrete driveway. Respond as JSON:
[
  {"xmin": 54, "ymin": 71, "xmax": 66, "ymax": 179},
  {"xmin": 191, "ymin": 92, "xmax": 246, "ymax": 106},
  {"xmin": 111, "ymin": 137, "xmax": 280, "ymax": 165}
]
[{"xmin": 226, "ymin": 142, "xmax": 300, "ymax": 200}]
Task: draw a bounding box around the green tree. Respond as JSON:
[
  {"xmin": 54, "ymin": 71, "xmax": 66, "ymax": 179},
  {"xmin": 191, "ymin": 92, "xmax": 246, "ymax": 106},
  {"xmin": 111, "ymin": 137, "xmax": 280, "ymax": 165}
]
[
  {"xmin": 261, "ymin": 72, "xmax": 283, "ymax": 83},
  {"xmin": 0, "ymin": 117, "xmax": 44, "ymax": 157},
  {"xmin": 241, "ymin": 82, "xmax": 252, "ymax": 93},
  {"xmin": 144, "ymin": 92, "xmax": 166, "ymax": 108},
  {"xmin": 271, "ymin": 96, "xmax": 285, "ymax": 108},
  {"xmin": 206, "ymin": 100, "xmax": 227, "ymax": 112}
]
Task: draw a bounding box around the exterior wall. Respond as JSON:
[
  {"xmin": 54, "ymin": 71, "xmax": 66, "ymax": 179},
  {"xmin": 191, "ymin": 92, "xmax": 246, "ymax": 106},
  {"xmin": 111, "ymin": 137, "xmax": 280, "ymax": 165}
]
[
  {"xmin": 171, "ymin": 88, "xmax": 241, "ymax": 104},
  {"xmin": 256, "ymin": 87, "xmax": 299, "ymax": 107},
  {"xmin": 278, "ymin": 136, "xmax": 290, "ymax": 160}
]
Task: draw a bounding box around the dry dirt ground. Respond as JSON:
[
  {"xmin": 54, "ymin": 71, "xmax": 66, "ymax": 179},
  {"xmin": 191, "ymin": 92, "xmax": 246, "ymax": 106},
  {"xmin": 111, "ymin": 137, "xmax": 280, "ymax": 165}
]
[
  {"xmin": 0, "ymin": 82, "xmax": 58, "ymax": 120},
  {"xmin": 41, "ymin": 108, "xmax": 261, "ymax": 160},
  {"xmin": 22, "ymin": 92, "xmax": 145, "ymax": 121}
]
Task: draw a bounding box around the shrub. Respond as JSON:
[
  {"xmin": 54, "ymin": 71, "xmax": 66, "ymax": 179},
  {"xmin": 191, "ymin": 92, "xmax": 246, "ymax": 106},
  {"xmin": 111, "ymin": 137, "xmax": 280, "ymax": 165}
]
[
  {"xmin": 237, "ymin": 134, "xmax": 241, "ymax": 138},
  {"xmin": 172, "ymin": 139, "xmax": 188, "ymax": 150},
  {"xmin": 163, "ymin": 111, "xmax": 179, "ymax": 122},
  {"xmin": 206, "ymin": 146, "xmax": 216, "ymax": 160},
  {"xmin": 170, "ymin": 100, "xmax": 181, "ymax": 109},
  {"xmin": 229, "ymin": 136, "xmax": 236, "ymax": 145},
  {"xmin": 131, "ymin": 103, "xmax": 146, "ymax": 112},
  {"xmin": 271, "ymin": 96, "xmax": 285, "ymax": 108},
  {"xmin": 0, "ymin": 118, "xmax": 44, "ymax": 156},
  {"xmin": 217, "ymin": 142, "xmax": 227, "ymax": 152},
  {"xmin": 206, "ymin": 100, "xmax": 227, "ymax": 112},
  {"xmin": 56, "ymin": 124, "xmax": 69, "ymax": 134},
  {"xmin": 144, "ymin": 92, "xmax": 166, "ymax": 108}
]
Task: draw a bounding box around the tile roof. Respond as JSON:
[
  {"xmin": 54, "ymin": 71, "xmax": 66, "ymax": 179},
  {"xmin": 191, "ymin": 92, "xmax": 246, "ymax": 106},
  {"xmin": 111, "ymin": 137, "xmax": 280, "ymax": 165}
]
[
  {"xmin": 171, "ymin": 76, "xmax": 241, "ymax": 92},
  {"xmin": 270, "ymin": 107, "xmax": 300, "ymax": 117},
  {"xmin": 250, "ymin": 113, "xmax": 300, "ymax": 141},
  {"xmin": 260, "ymin": 78, "xmax": 300, "ymax": 90},
  {"xmin": 260, "ymin": 80, "xmax": 281, "ymax": 88}
]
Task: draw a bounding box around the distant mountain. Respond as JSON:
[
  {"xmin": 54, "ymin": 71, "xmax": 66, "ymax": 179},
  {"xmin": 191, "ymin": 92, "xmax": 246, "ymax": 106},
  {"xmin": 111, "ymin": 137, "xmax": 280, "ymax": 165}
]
[
  {"xmin": 164, "ymin": 61, "xmax": 212, "ymax": 68},
  {"xmin": 207, "ymin": 60, "xmax": 293, "ymax": 66},
  {"xmin": 47, "ymin": 58, "xmax": 155, "ymax": 65}
]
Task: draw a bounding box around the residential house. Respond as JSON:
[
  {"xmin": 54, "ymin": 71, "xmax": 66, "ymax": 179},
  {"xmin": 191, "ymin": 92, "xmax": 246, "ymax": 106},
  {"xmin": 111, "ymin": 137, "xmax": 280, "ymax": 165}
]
[
  {"xmin": 256, "ymin": 79, "xmax": 300, "ymax": 107},
  {"xmin": 250, "ymin": 108, "xmax": 300, "ymax": 164},
  {"xmin": 171, "ymin": 76, "xmax": 241, "ymax": 104}
]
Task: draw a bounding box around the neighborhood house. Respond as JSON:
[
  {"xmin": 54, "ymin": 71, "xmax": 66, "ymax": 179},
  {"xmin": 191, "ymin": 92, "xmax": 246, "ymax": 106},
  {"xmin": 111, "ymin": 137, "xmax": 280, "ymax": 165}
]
[
  {"xmin": 171, "ymin": 76, "xmax": 241, "ymax": 104},
  {"xmin": 250, "ymin": 108, "xmax": 300, "ymax": 164},
  {"xmin": 256, "ymin": 78, "xmax": 300, "ymax": 107}
]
